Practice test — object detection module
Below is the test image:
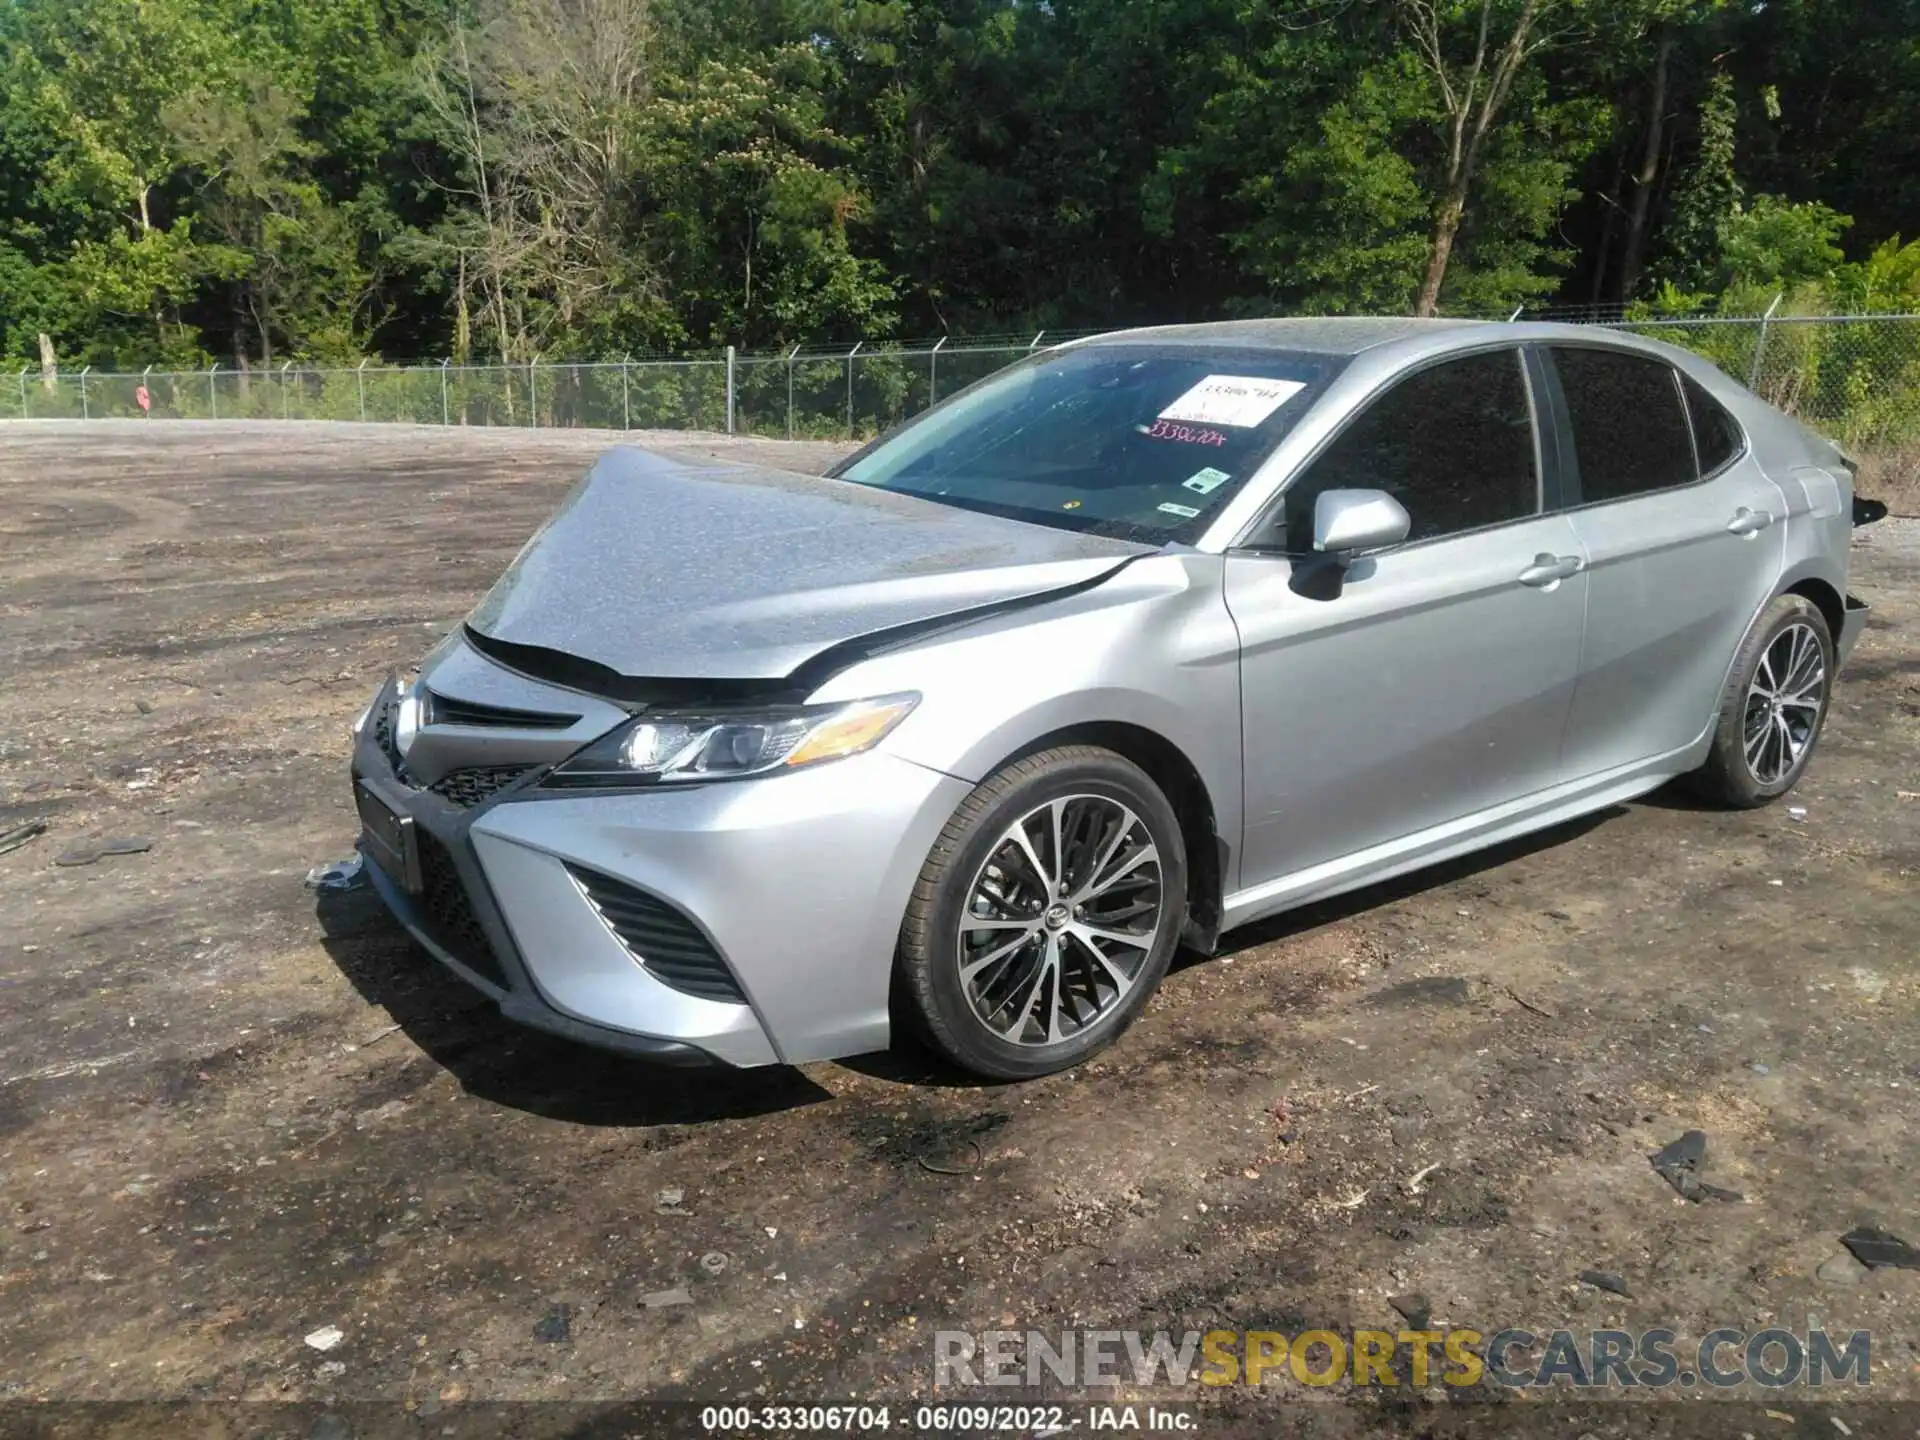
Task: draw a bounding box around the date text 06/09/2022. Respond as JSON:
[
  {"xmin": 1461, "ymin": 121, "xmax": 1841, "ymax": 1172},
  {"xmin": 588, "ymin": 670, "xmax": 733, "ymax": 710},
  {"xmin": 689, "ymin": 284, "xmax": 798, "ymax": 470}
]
[{"xmin": 699, "ymin": 1404, "xmax": 1199, "ymax": 1433}]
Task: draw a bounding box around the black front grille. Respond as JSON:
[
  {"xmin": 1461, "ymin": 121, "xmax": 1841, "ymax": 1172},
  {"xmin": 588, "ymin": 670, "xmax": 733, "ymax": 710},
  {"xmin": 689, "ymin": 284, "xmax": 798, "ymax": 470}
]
[
  {"xmin": 567, "ymin": 864, "xmax": 746, "ymax": 1004},
  {"xmin": 426, "ymin": 690, "xmax": 579, "ymax": 730},
  {"xmin": 416, "ymin": 830, "xmax": 509, "ymax": 989},
  {"xmin": 428, "ymin": 765, "xmax": 534, "ymax": 808},
  {"xmin": 372, "ymin": 693, "xmax": 402, "ymax": 772}
]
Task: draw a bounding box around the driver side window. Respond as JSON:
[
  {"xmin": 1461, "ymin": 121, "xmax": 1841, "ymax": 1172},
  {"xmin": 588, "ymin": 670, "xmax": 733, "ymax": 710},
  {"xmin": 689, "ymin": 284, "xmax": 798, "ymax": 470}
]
[{"xmin": 1279, "ymin": 348, "xmax": 1539, "ymax": 553}]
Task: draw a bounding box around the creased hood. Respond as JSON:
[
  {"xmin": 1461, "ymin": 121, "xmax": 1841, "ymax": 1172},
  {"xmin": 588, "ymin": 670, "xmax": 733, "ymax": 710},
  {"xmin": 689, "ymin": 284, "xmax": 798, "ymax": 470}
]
[{"xmin": 465, "ymin": 447, "xmax": 1148, "ymax": 681}]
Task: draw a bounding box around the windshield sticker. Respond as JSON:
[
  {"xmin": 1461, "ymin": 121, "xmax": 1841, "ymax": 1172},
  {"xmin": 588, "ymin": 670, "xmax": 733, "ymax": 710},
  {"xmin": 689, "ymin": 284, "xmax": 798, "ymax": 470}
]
[
  {"xmin": 1182, "ymin": 466, "xmax": 1231, "ymax": 495},
  {"xmin": 1144, "ymin": 417, "xmax": 1229, "ymax": 447},
  {"xmin": 1159, "ymin": 374, "xmax": 1306, "ymax": 428},
  {"xmin": 1157, "ymin": 501, "xmax": 1202, "ymax": 519},
  {"xmin": 1060, "ymin": 499, "xmax": 1082, "ymax": 510}
]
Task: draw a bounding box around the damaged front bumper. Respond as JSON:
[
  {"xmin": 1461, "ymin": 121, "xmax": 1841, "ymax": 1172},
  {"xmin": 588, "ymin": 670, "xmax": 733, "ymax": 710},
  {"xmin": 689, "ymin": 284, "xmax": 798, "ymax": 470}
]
[
  {"xmin": 350, "ymin": 677, "xmax": 742, "ymax": 1065},
  {"xmin": 349, "ymin": 659, "xmax": 969, "ymax": 1068}
]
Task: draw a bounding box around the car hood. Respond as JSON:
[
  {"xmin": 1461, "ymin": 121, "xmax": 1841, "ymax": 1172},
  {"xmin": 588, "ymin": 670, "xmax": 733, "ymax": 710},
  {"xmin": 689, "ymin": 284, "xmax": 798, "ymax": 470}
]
[{"xmin": 464, "ymin": 446, "xmax": 1148, "ymax": 682}]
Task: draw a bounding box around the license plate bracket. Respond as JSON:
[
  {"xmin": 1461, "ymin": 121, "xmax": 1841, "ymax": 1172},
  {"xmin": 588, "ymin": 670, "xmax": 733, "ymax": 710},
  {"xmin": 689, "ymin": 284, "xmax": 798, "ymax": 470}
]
[{"xmin": 356, "ymin": 781, "xmax": 422, "ymax": 893}]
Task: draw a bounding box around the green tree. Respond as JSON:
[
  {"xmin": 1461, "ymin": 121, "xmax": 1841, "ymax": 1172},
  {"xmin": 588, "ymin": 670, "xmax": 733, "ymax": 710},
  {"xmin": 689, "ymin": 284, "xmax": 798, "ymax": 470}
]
[
  {"xmin": 169, "ymin": 75, "xmax": 374, "ymax": 364},
  {"xmin": 1653, "ymin": 69, "xmax": 1741, "ymax": 295},
  {"xmin": 1720, "ymin": 194, "xmax": 1851, "ymax": 290}
]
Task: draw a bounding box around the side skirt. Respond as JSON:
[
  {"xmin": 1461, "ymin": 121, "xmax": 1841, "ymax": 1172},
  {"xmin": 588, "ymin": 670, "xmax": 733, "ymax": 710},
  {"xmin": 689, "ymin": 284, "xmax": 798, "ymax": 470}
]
[{"xmin": 1220, "ymin": 740, "xmax": 1708, "ymax": 934}]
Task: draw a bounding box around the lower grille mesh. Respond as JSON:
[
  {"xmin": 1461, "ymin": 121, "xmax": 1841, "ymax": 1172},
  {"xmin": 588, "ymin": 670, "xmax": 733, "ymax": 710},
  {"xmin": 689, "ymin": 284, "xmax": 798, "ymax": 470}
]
[
  {"xmin": 428, "ymin": 765, "xmax": 534, "ymax": 808},
  {"xmin": 416, "ymin": 831, "xmax": 509, "ymax": 989},
  {"xmin": 567, "ymin": 864, "xmax": 746, "ymax": 1004}
]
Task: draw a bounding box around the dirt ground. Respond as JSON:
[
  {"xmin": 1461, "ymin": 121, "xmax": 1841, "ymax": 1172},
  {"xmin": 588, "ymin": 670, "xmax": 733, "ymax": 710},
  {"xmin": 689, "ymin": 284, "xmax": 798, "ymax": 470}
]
[{"xmin": 2, "ymin": 421, "xmax": 1918, "ymax": 1436}]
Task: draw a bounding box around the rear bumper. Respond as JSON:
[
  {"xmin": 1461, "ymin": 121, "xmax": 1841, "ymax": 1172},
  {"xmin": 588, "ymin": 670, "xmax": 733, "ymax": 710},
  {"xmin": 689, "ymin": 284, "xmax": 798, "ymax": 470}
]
[
  {"xmin": 349, "ymin": 676, "xmax": 969, "ymax": 1067},
  {"xmin": 1838, "ymin": 592, "xmax": 1870, "ymax": 668}
]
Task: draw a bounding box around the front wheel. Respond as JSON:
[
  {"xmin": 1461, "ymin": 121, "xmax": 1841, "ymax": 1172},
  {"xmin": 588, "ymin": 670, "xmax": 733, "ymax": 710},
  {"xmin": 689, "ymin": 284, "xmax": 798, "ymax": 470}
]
[
  {"xmin": 895, "ymin": 746, "xmax": 1187, "ymax": 1080},
  {"xmin": 1690, "ymin": 594, "xmax": 1834, "ymax": 808}
]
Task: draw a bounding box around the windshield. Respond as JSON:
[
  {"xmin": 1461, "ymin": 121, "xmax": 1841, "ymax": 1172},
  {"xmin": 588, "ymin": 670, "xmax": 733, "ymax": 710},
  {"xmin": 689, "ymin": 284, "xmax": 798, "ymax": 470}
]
[{"xmin": 831, "ymin": 343, "xmax": 1346, "ymax": 542}]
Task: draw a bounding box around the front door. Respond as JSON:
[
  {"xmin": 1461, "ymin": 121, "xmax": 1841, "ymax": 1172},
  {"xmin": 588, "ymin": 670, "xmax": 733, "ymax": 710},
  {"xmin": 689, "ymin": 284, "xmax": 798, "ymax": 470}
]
[{"xmin": 1225, "ymin": 347, "xmax": 1588, "ymax": 896}]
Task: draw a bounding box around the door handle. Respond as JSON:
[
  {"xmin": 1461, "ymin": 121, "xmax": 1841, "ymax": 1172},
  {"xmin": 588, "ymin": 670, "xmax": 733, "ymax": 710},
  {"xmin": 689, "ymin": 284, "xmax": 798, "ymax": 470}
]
[
  {"xmin": 1517, "ymin": 553, "xmax": 1584, "ymax": 588},
  {"xmin": 1726, "ymin": 507, "xmax": 1776, "ymax": 536}
]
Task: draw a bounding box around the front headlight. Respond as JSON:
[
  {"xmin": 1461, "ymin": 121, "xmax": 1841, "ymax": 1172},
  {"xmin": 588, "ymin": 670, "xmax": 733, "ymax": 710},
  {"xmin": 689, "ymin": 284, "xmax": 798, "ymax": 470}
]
[{"xmin": 546, "ymin": 693, "xmax": 919, "ymax": 787}]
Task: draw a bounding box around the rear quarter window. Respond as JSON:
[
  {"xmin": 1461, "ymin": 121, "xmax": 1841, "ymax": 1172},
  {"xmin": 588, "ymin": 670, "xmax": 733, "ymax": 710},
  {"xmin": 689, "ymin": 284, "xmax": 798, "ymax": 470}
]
[
  {"xmin": 1682, "ymin": 375, "xmax": 1745, "ymax": 475},
  {"xmin": 1553, "ymin": 347, "xmax": 1696, "ymax": 502}
]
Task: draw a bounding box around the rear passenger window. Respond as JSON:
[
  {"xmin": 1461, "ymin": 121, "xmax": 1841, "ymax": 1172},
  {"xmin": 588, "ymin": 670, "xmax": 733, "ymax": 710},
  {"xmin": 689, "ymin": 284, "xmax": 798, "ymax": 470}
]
[
  {"xmin": 1683, "ymin": 376, "xmax": 1744, "ymax": 475},
  {"xmin": 1280, "ymin": 349, "xmax": 1537, "ymax": 551},
  {"xmin": 1553, "ymin": 347, "xmax": 1696, "ymax": 501}
]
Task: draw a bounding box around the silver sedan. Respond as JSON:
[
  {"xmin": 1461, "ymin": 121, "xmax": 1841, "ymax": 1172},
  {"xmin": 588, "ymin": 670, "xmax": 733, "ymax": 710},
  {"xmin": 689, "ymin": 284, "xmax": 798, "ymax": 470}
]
[{"xmin": 349, "ymin": 318, "xmax": 1873, "ymax": 1078}]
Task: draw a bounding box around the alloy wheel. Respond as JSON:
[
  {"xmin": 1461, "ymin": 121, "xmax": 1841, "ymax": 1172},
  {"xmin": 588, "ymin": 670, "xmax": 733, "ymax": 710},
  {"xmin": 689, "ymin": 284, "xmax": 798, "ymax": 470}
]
[
  {"xmin": 955, "ymin": 794, "xmax": 1167, "ymax": 1047},
  {"xmin": 1743, "ymin": 620, "xmax": 1826, "ymax": 786}
]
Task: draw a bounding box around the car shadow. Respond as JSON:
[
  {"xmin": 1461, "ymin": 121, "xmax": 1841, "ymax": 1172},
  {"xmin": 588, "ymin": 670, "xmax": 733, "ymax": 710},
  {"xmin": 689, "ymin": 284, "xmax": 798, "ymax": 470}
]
[
  {"xmin": 1189, "ymin": 806, "xmax": 1622, "ymax": 966},
  {"xmin": 835, "ymin": 1035, "xmax": 1008, "ymax": 1090},
  {"xmin": 845, "ymin": 809, "xmax": 1629, "ymax": 1088},
  {"xmin": 312, "ymin": 887, "xmax": 834, "ymax": 1126},
  {"xmin": 1626, "ymin": 778, "xmax": 1725, "ymax": 812},
  {"xmin": 314, "ymin": 806, "xmax": 1633, "ymax": 1106}
]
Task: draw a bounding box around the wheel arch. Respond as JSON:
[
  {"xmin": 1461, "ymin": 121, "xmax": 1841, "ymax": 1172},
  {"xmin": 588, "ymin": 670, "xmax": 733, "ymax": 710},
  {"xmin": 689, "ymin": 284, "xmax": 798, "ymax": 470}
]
[
  {"xmin": 998, "ymin": 721, "xmax": 1226, "ymax": 953},
  {"xmin": 1709, "ymin": 564, "xmax": 1846, "ymax": 711},
  {"xmin": 1782, "ymin": 574, "xmax": 1845, "ymax": 647}
]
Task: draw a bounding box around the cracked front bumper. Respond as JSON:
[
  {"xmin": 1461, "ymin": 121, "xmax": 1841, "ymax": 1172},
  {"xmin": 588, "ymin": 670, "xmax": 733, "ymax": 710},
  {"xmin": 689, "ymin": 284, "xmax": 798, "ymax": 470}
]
[{"xmin": 349, "ymin": 678, "xmax": 969, "ymax": 1067}]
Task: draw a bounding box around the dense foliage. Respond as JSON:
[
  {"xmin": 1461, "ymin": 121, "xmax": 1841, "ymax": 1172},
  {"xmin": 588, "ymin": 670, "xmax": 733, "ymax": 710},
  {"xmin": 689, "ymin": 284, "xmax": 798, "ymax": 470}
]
[{"xmin": 4, "ymin": 0, "xmax": 1919, "ymax": 368}]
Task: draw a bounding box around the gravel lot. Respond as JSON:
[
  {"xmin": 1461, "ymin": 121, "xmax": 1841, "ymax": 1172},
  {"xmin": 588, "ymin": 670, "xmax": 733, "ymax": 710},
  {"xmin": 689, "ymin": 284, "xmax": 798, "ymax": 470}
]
[{"xmin": 2, "ymin": 421, "xmax": 1918, "ymax": 1435}]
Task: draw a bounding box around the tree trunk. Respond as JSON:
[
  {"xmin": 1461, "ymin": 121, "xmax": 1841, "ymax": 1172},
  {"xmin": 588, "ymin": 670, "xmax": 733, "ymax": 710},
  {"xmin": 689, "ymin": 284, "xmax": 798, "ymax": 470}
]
[
  {"xmin": 454, "ymin": 253, "xmax": 472, "ymax": 363},
  {"xmin": 233, "ymin": 287, "xmax": 252, "ymax": 400},
  {"xmin": 1589, "ymin": 145, "xmax": 1628, "ymax": 305},
  {"xmin": 1617, "ymin": 35, "xmax": 1673, "ymax": 302},
  {"xmin": 38, "ymin": 332, "xmax": 56, "ymax": 393},
  {"xmin": 1415, "ymin": 188, "xmax": 1467, "ymax": 317}
]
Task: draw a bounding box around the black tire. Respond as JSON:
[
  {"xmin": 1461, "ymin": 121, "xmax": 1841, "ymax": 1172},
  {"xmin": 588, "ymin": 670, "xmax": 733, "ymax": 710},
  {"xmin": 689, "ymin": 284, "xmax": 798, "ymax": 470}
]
[
  {"xmin": 896, "ymin": 746, "xmax": 1187, "ymax": 1080},
  {"xmin": 1689, "ymin": 593, "xmax": 1834, "ymax": 808}
]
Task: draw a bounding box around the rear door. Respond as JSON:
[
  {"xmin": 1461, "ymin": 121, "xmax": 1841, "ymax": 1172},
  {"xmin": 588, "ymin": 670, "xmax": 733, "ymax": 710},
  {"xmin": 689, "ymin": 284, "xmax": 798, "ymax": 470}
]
[
  {"xmin": 1544, "ymin": 346, "xmax": 1788, "ymax": 777},
  {"xmin": 1224, "ymin": 347, "xmax": 1589, "ymax": 894}
]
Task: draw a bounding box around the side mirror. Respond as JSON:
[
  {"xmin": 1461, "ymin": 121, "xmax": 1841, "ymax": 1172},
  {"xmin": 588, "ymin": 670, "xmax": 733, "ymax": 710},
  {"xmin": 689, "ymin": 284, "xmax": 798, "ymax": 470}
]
[{"xmin": 1313, "ymin": 488, "xmax": 1410, "ymax": 558}]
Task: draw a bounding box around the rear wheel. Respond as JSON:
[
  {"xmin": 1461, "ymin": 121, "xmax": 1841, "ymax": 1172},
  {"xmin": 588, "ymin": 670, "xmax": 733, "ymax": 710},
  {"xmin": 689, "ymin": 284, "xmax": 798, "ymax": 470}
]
[
  {"xmin": 896, "ymin": 746, "xmax": 1187, "ymax": 1080},
  {"xmin": 1690, "ymin": 594, "xmax": 1833, "ymax": 808}
]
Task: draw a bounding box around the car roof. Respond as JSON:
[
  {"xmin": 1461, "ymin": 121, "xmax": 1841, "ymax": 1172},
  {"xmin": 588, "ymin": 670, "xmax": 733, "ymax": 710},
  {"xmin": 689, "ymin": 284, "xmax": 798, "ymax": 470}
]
[
  {"xmin": 1078, "ymin": 316, "xmax": 1490, "ymax": 356},
  {"xmin": 1073, "ymin": 315, "xmax": 1721, "ymax": 370}
]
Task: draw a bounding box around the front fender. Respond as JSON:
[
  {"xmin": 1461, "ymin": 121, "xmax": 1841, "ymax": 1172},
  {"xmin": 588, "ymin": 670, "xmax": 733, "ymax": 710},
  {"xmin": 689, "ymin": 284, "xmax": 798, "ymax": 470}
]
[{"xmin": 807, "ymin": 553, "xmax": 1248, "ymax": 891}]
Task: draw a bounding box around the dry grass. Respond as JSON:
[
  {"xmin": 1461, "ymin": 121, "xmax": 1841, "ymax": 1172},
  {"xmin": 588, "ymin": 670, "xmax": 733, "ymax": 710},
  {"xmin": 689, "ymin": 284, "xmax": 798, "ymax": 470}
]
[{"xmin": 1857, "ymin": 440, "xmax": 1920, "ymax": 516}]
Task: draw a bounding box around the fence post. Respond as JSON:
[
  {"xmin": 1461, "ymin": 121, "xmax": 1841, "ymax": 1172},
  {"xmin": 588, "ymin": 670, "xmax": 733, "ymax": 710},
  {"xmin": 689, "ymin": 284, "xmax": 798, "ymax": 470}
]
[
  {"xmin": 356, "ymin": 358, "xmax": 368, "ymax": 422},
  {"xmin": 786, "ymin": 344, "xmax": 800, "ymax": 439},
  {"xmin": 142, "ymin": 365, "xmax": 152, "ymax": 420},
  {"xmin": 527, "ymin": 355, "xmax": 538, "ymax": 429},
  {"xmin": 16, "ymin": 365, "xmax": 26, "ymax": 419},
  {"xmin": 845, "ymin": 341, "xmax": 863, "ymax": 438},
  {"xmin": 79, "ymin": 365, "xmax": 90, "ymax": 421},
  {"xmin": 1507, "ymin": 305, "xmax": 1525, "ymax": 322},
  {"xmin": 620, "ymin": 356, "xmax": 631, "ymax": 431},
  {"xmin": 1029, "ymin": 330, "xmax": 1045, "ymax": 352},
  {"xmin": 929, "ymin": 336, "xmax": 947, "ymax": 407},
  {"xmin": 1748, "ymin": 291, "xmax": 1783, "ymax": 391},
  {"xmin": 440, "ymin": 359, "xmax": 451, "ymax": 426},
  {"xmin": 725, "ymin": 345, "xmax": 737, "ymax": 435},
  {"xmin": 209, "ymin": 362, "xmax": 219, "ymax": 419}
]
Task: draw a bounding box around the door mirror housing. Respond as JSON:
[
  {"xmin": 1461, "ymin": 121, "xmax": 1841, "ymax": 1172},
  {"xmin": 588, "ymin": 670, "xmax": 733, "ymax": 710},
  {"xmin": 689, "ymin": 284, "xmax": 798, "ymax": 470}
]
[{"xmin": 1313, "ymin": 488, "xmax": 1410, "ymax": 557}]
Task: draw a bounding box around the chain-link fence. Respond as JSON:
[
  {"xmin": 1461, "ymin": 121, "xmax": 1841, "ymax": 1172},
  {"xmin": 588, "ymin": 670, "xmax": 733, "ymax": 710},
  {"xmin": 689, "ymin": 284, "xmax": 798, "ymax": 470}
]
[
  {"xmin": 3, "ymin": 332, "xmax": 1092, "ymax": 439},
  {"xmin": 1610, "ymin": 313, "xmax": 1920, "ymax": 456},
  {"xmin": 9, "ymin": 317, "xmax": 1919, "ymax": 460}
]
